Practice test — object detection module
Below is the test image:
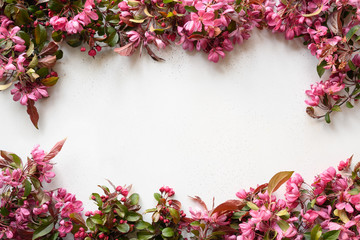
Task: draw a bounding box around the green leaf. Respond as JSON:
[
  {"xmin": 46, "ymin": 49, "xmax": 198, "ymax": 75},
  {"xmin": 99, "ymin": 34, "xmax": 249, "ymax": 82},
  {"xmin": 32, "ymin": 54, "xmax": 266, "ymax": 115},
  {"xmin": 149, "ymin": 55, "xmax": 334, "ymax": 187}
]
[
  {"xmin": 90, "ymin": 215, "xmax": 103, "ymax": 225},
  {"xmin": 331, "ymin": 105, "xmax": 341, "ymax": 112},
  {"xmin": 34, "ymin": 24, "xmax": 47, "ymax": 45},
  {"xmin": 24, "ymin": 180, "xmax": 31, "ymax": 197},
  {"xmin": 105, "ymin": 31, "xmax": 119, "ymax": 47},
  {"xmin": 322, "ymin": 230, "xmax": 341, "ymax": 240},
  {"xmin": 135, "ymin": 221, "xmax": 151, "ymax": 230},
  {"xmin": 310, "ymin": 224, "xmax": 322, "ymax": 240},
  {"xmin": 0, "ymin": 207, "xmax": 9, "ymax": 217},
  {"xmin": 41, "ymin": 77, "xmax": 58, "ymax": 87},
  {"xmin": 302, "ymin": 4, "xmax": 323, "ymax": 17},
  {"xmin": 52, "ymin": 31, "xmax": 63, "ymax": 42},
  {"xmin": 55, "ymin": 50, "xmax": 63, "ymax": 60},
  {"xmin": 268, "ymin": 171, "xmax": 294, "ymax": 195},
  {"xmin": 346, "ymin": 101, "xmax": 354, "ymax": 108},
  {"xmin": 10, "ymin": 154, "xmax": 22, "ymax": 168},
  {"xmin": 154, "ymin": 193, "xmax": 161, "ymax": 201},
  {"xmin": 127, "ymin": 212, "xmax": 141, "ymax": 222},
  {"xmin": 348, "ymin": 60, "xmax": 357, "ymax": 71},
  {"xmin": 4, "ymin": 4, "xmax": 14, "ymax": 18},
  {"xmin": 26, "ymin": 41, "xmax": 35, "ymax": 57},
  {"xmin": 169, "ymin": 207, "xmax": 180, "ymax": 223},
  {"xmin": 346, "ymin": 25, "xmax": 360, "ymax": 42},
  {"xmin": 37, "ymin": 68, "xmax": 49, "ymax": 78},
  {"xmin": 163, "ymin": 0, "xmax": 173, "ymax": 3},
  {"xmin": 86, "ymin": 218, "xmax": 96, "ymax": 231},
  {"xmin": 117, "ymin": 223, "xmax": 130, "ymax": 233},
  {"xmin": 162, "ymin": 227, "xmax": 175, "ymax": 238},
  {"xmin": 276, "ymin": 209, "xmax": 290, "ymax": 220},
  {"xmin": 49, "ymin": 232, "xmax": 59, "ymax": 240},
  {"xmin": 14, "ymin": 8, "xmax": 31, "ymax": 26},
  {"xmin": 29, "ymin": 54, "xmax": 38, "ymax": 68},
  {"xmin": 31, "ymin": 177, "xmax": 41, "ymax": 189},
  {"xmin": 32, "ymin": 222, "xmax": 54, "ymax": 240},
  {"xmin": 137, "ymin": 231, "xmax": 155, "ymax": 240},
  {"xmin": 277, "ymin": 220, "xmax": 289, "ymax": 232},
  {"xmin": 185, "ymin": 6, "xmax": 197, "ymax": 12},
  {"xmin": 130, "ymin": 193, "xmax": 139, "ymax": 205},
  {"xmin": 348, "ymin": 188, "xmax": 360, "ymax": 195},
  {"xmin": 129, "ymin": 18, "xmax": 146, "ymax": 23},
  {"xmin": 91, "ymin": 193, "xmax": 103, "ymax": 208},
  {"xmin": 246, "ymin": 202, "xmax": 259, "ymax": 210},
  {"xmin": 48, "ymin": 0, "xmax": 64, "ymax": 13},
  {"xmin": 325, "ymin": 112, "xmax": 331, "ymax": 124},
  {"xmin": 66, "ymin": 34, "xmax": 82, "ymax": 47},
  {"xmin": 17, "ymin": 31, "xmax": 30, "ymax": 46},
  {"xmin": 310, "ymin": 198, "xmax": 316, "ymax": 208},
  {"xmin": 317, "ymin": 60, "xmax": 327, "ymax": 78}
]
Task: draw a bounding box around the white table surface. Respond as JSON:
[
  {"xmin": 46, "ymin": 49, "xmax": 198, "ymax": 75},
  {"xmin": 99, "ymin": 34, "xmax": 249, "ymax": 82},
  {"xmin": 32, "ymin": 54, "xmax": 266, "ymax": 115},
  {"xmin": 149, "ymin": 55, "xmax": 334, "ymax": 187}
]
[{"xmin": 1, "ymin": 29, "xmax": 360, "ymax": 216}]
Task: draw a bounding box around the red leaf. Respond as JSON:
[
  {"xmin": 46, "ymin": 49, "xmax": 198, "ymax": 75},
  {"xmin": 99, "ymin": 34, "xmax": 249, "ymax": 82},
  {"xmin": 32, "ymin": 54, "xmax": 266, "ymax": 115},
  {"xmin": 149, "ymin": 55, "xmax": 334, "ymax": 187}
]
[
  {"xmin": 26, "ymin": 100, "xmax": 39, "ymax": 129},
  {"xmin": 39, "ymin": 41, "xmax": 59, "ymax": 56},
  {"xmin": 189, "ymin": 196, "xmax": 208, "ymax": 211},
  {"xmin": 43, "ymin": 138, "xmax": 67, "ymax": 162},
  {"xmin": 188, "ymin": 34, "xmax": 204, "ymax": 40},
  {"xmin": 114, "ymin": 43, "xmax": 135, "ymax": 56},
  {"xmin": 145, "ymin": 45, "xmax": 164, "ymax": 62},
  {"xmin": 119, "ymin": 16, "xmax": 136, "ymax": 27},
  {"xmin": 211, "ymin": 200, "xmax": 245, "ymax": 216},
  {"xmin": 38, "ymin": 55, "xmax": 57, "ymax": 68},
  {"xmin": 70, "ymin": 213, "xmax": 87, "ymax": 228},
  {"xmin": 253, "ymin": 183, "xmax": 268, "ymax": 194},
  {"xmin": 171, "ymin": 199, "xmax": 182, "ymax": 210}
]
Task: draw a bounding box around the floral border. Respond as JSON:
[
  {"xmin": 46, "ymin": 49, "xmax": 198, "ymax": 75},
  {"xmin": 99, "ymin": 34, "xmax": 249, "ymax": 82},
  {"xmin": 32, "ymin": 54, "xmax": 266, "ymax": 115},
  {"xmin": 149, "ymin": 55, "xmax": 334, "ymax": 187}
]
[
  {"xmin": 1, "ymin": 140, "xmax": 359, "ymax": 239},
  {"xmin": 0, "ymin": 0, "xmax": 359, "ymax": 127}
]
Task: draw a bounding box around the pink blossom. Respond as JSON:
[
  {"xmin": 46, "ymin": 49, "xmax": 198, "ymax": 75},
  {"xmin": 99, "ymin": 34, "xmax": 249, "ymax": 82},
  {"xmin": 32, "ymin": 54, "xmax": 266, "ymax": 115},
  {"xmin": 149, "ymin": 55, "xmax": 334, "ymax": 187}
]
[
  {"xmin": 189, "ymin": 207, "xmax": 210, "ymax": 221},
  {"xmin": 66, "ymin": 19, "xmax": 83, "ymax": 34},
  {"xmin": 31, "ymin": 145, "xmax": 46, "ymax": 163},
  {"xmin": 15, "ymin": 207, "xmax": 30, "ymax": 224},
  {"xmin": 58, "ymin": 220, "xmax": 73, "ymax": 238},
  {"xmin": 301, "ymin": 209, "xmax": 318, "ymax": 224},
  {"xmin": 118, "ymin": 1, "xmax": 130, "ymax": 11},
  {"xmin": 316, "ymin": 195, "xmax": 327, "ymax": 205},
  {"xmin": 127, "ymin": 31, "xmax": 141, "ymax": 47},
  {"xmin": 33, "ymin": 203, "xmax": 49, "ymax": 215},
  {"xmin": 308, "ymin": 21, "xmax": 328, "ymax": 43},
  {"xmin": 50, "ymin": 16, "xmax": 68, "ymax": 31},
  {"xmin": 338, "ymin": 157, "xmax": 351, "ymax": 171},
  {"xmin": 239, "ymin": 222, "xmax": 255, "ymax": 239},
  {"xmin": 336, "ymin": 201, "xmax": 354, "ymax": 213},
  {"xmin": 184, "ymin": 11, "xmax": 215, "ymax": 34},
  {"xmin": 16, "ymin": 53, "xmax": 26, "ymax": 73},
  {"xmin": 236, "ymin": 189, "xmax": 247, "ymax": 199},
  {"xmin": 208, "ymin": 47, "xmax": 225, "ymax": 63},
  {"xmin": 76, "ymin": 5, "xmax": 98, "ymax": 26}
]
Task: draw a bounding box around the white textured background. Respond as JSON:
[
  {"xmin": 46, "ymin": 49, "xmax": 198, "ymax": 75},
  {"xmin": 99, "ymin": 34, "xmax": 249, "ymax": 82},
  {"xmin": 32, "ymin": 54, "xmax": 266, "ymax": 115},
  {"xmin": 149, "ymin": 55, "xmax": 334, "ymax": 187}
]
[{"xmin": 1, "ymin": 29, "xmax": 360, "ymax": 215}]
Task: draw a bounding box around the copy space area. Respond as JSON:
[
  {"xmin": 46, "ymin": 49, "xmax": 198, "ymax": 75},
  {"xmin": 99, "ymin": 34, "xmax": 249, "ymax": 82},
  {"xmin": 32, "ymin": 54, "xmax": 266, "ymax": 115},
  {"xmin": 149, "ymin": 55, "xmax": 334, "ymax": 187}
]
[{"xmin": 1, "ymin": 29, "xmax": 359, "ymax": 213}]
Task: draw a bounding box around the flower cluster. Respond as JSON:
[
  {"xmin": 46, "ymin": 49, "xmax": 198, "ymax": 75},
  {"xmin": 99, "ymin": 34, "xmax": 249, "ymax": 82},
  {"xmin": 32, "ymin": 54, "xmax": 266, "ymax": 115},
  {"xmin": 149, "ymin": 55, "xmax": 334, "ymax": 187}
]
[
  {"xmin": 265, "ymin": 0, "xmax": 360, "ymax": 122},
  {"xmin": 1, "ymin": 0, "xmax": 360, "ymax": 125},
  {"xmin": 3, "ymin": 140, "xmax": 360, "ymax": 239},
  {"xmin": 0, "ymin": 139, "xmax": 84, "ymax": 239}
]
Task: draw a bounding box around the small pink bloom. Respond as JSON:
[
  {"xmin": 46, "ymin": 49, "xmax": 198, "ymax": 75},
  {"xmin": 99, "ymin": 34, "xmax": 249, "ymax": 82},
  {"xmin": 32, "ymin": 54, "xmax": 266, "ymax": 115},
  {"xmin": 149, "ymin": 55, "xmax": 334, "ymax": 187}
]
[
  {"xmin": 236, "ymin": 189, "xmax": 247, "ymax": 199},
  {"xmin": 50, "ymin": 16, "xmax": 68, "ymax": 31},
  {"xmin": 336, "ymin": 202, "xmax": 354, "ymax": 213},
  {"xmin": 338, "ymin": 157, "xmax": 351, "ymax": 171},
  {"xmin": 66, "ymin": 20, "xmax": 83, "ymax": 34},
  {"xmin": 316, "ymin": 196, "xmax": 327, "ymax": 205},
  {"xmin": 301, "ymin": 209, "xmax": 318, "ymax": 224},
  {"xmin": 208, "ymin": 47, "xmax": 225, "ymax": 63}
]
